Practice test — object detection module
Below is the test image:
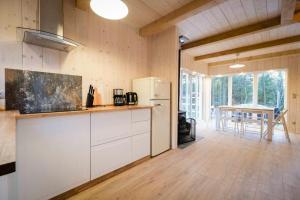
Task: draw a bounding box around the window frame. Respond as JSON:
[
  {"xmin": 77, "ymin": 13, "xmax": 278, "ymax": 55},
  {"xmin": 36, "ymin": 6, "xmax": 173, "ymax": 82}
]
[
  {"xmin": 180, "ymin": 68, "xmax": 204, "ymax": 120},
  {"xmin": 210, "ymin": 69, "xmax": 288, "ymax": 110}
]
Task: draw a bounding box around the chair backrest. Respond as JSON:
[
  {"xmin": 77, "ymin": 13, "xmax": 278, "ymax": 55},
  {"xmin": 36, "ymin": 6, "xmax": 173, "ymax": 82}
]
[
  {"xmin": 273, "ymin": 109, "xmax": 288, "ymax": 125},
  {"xmin": 274, "ymin": 107, "xmax": 280, "ymax": 119}
]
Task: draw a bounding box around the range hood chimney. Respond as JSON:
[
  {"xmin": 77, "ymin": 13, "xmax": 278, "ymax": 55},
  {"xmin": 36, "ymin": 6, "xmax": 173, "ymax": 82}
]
[{"xmin": 17, "ymin": 0, "xmax": 80, "ymax": 52}]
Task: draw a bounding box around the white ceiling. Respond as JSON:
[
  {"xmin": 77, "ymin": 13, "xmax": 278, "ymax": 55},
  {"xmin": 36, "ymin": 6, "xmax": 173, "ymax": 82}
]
[
  {"xmin": 121, "ymin": 0, "xmax": 300, "ymax": 63},
  {"xmin": 178, "ymin": 0, "xmax": 282, "ymax": 42},
  {"xmin": 178, "ymin": 0, "xmax": 300, "ymax": 63},
  {"xmin": 122, "ymin": 0, "xmax": 194, "ymax": 28}
]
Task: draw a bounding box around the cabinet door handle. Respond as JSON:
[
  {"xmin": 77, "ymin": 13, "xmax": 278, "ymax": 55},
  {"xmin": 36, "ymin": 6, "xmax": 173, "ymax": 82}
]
[{"xmin": 154, "ymin": 104, "xmax": 162, "ymax": 106}]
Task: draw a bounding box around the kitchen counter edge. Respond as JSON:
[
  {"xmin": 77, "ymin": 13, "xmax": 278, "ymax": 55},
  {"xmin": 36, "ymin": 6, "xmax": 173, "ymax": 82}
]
[{"xmin": 15, "ymin": 105, "xmax": 153, "ymax": 119}]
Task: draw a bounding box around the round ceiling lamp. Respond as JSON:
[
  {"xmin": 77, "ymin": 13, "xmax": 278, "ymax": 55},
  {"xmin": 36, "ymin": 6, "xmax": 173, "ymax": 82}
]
[
  {"xmin": 229, "ymin": 53, "xmax": 245, "ymax": 69},
  {"xmin": 90, "ymin": 0, "xmax": 128, "ymax": 20}
]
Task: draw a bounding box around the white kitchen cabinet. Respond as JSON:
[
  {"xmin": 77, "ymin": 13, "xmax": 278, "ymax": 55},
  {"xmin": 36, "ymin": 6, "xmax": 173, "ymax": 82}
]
[
  {"xmin": 91, "ymin": 111, "xmax": 131, "ymax": 146},
  {"xmin": 132, "ymin": 121, "xmax": 151, "ymax": 135},
  {"xmin": 0, "ymin": 173, "xmax": 16, "ymax": 200},
  {"xmin": 131, "ymin": 109, "xmax": 151, "ymax": 122},
  {"xmin": 91, "ymin": 109, "xmax": 151, "ymax": 180},
  {"xmin": 132, "ymin": 133, "xmax": 150, "ymax": 162},
  {"xmin": 91, "ymin": 137, "xmax": 131, "ymax": 180},
  {"xmin": 14, "ymin": 108, "xmax": 151, "ymax": 200},
  {"xmin": 16, "ymin": 114, "xmax": 90, "ymax": 200}
]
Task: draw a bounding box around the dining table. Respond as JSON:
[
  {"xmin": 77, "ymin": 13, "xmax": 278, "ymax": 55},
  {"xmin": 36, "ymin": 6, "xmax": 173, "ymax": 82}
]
[{"xmin": 215, "ymin": 104, "xmax": 275, "ymax": 141}]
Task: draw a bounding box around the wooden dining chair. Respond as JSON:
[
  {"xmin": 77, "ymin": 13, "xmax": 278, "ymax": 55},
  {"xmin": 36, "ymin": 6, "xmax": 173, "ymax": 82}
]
[{"xmin": 263, "ymin": 109, "xmax": 290, "ymax": 143}]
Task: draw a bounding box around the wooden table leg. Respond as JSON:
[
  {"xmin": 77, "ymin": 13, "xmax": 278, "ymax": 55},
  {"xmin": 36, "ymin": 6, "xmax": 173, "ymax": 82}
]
[
  {"xmin": 267, "ymin": 111, "xmax": 274, "ymax": 141},
  {"xmin": 260, "ymin": 112, "xmax": 264, "ymax": 139},
  {"xmin": 216, "ymin": 108, "xmax": 221, "ymax": 130}
]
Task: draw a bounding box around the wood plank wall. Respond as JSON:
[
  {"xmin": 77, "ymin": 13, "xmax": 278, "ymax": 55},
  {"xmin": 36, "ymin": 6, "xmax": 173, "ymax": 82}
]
[
  {"xmin": 0, "ymin": 0, "xmax": 150, "ymax": 107},
  {"xmin": 148, "ymin": 26, "xmax": 179, "ymax": 149},
  {"xmin": 181, "ymin": 52, "xmax": 208, "ymax": 74},
  {"xmin": 208, "ymin": 55, "xmax": 300, "ymax": 134}
]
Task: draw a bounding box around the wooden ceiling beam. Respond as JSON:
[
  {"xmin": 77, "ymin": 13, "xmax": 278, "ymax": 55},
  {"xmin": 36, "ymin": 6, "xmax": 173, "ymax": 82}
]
[
  {"xmin": 139, "ymin": 0, "xmax": 218, "ymax": 37},
  {"xmin": 208, "ymin": 49, "xmax": 300, "ymax": 67},
  {"xmin": 181, "ymin": 16, "xmax": 281, "ymax": 50},
  {"xmin": 75, "ymin": 0, "xmax": 90, "ymax": 11},
  {"xmin": 194, "ymin": 35, "xmax": 300, "ymax": 61}
]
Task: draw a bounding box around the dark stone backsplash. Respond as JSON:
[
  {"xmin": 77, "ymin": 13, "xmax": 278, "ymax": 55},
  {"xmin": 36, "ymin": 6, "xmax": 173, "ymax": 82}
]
[{"xmin": 5, "ymin": 69, "xmax": 82, "ymax": 114}]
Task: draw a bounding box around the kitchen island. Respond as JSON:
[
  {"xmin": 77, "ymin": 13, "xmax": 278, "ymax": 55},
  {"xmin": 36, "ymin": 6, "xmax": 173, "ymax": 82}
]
[{"xmin": 0, "ymin": 105, "xmax": 152, "ymax": 200}]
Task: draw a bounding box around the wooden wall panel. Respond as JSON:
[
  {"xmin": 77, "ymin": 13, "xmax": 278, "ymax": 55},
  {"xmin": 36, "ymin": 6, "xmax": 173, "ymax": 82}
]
[
  {"xmin": 208, "ymin": 54, "xmax": 300, "ymax": 133},
  {"xmin": 148, "ymin": 26, "xmax": 179, "ymax": 149},
  {"xmin": 0, "ymin": 0, "xmax": 23, "ymax": 109},
  {"xmin": 181, "ymin": 52, "xmax": 208, "ymax": 74},
  {"xmin": 0, "ymin": 0, "xmax": 150, "ymax": 108}
]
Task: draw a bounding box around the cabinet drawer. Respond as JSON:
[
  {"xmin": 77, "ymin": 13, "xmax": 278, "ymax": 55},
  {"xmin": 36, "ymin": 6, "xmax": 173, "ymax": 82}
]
[
  {"xmin": 132, "ymin": 133, "xmax": 150, "ymax": 162},
  {"xmin": 91, "ymin": 111, "xmax": 131, "ymax": 146},
  {"xmin": 131, "ymin": 109, "xmax": 151, "ymax": 122},
  {"xmin": 132, "ymin": 120, "xmax": 150, "ymax": 135},
  {"xmin": 91, "ymin": 138, "xmax": 131, "ymax": 180}
]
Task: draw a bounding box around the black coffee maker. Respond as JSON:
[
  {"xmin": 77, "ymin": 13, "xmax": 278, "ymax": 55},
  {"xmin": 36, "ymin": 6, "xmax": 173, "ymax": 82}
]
[
  {"xmin": 126, "ymin": 92, "xmax": 138, "ymax": 105},
  {"xmin": 113, "ymin": 89, "xmax": 125, "ymax": 106}
]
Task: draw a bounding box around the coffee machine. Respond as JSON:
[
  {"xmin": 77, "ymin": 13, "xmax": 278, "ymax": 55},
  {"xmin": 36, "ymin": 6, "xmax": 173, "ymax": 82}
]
[{"xmin": 113, "ymin": 89, "xmax": 125, "ymax": 106}]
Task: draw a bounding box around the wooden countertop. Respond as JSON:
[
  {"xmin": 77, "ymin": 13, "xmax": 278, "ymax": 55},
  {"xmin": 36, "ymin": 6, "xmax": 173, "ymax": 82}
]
[
  {"xmin": 0, "ymin": 111, "xmax": 18, "ymax": 176},
  {"xmin": 16, "ymin": 105, "xmax": 153, "ymax": 119},
  {"xmin": 0, "ymin": 105, "xmax": 152, "ymax": 176}
]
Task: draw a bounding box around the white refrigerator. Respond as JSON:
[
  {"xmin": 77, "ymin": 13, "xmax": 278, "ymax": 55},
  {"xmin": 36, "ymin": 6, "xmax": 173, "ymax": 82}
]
[{"xmin": 133, "ymin": 77, "xmax": 171, "ymax": 156}]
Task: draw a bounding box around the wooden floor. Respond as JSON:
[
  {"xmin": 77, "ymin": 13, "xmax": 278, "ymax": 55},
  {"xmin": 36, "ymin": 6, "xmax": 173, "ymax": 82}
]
[{"xmin": 69, "ymin": 127, "xmax": 300, "ymax": 200}]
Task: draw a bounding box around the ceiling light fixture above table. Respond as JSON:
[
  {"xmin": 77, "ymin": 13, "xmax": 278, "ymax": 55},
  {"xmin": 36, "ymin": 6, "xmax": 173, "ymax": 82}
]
[{"xmin": 229, "ymin": 53, "xmax": 245, "ymax": 69}]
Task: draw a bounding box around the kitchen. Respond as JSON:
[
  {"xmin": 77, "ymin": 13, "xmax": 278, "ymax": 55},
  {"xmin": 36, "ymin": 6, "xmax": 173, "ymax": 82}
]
[
  {"xmin": 0, "ymin": 0, "xmax": 177, "ymax": 199},
  {"xmin": 1, "ymin": 0, "xmax": 300, "ymax": 200}
]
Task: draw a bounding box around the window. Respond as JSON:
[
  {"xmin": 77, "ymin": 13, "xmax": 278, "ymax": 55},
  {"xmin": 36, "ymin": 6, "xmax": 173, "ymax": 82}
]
[
  {"xmin": 232, "ymin": 74, "xmax": 253, "ymax": 105},
  {"xmin": 180, "ymin": 69, "xmax": 202, "ymax": 120},
  {"xmin": 190, "ymin": 75, "xmax": 201, "ymax": 119},
  {"xmin": 258, "ymin": 70, "xmax": 286, "ymax": 110},
  {"xmin": 211, "ymin": 77, "xmax": 228, "ymax": 106},
  {"xmin": 180, "ymin": 71, "xmax": 189, "ymax": 113}
]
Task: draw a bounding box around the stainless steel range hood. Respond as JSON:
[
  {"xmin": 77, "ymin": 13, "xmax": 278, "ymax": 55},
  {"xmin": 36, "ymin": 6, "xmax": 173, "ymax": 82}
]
[{"xmin": 17, "ymin": 0, "xmax": 80, "ymax": 52}]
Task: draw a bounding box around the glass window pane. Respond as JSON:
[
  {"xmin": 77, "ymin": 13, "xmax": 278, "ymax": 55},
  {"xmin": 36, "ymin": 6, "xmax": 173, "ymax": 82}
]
[
  {"xmin": 258, "ymin": 70, "xmax": 286, "ymax": 110},
  {"xmin": 211, "ymin": 77, "xmax": 228, "ymax": 106},
  {"xmin": 179, "ymin": 70, "xmax": 203, "ymax": 120},
  {"xmin": 232, "ymin": 74, "xmax": 253, "ymax": 105}
]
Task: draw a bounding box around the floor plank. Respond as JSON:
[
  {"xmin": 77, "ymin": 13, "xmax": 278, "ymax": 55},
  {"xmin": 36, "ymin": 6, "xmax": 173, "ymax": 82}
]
[{"xmin": 68, "ymin": 127, "xmax": 300, "ymax": 200}]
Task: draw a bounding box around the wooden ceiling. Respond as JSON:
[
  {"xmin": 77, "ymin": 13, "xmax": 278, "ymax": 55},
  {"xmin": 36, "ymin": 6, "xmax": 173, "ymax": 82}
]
[
  {"xmin": 76, "ymin": 0, "xmax": 300, "ymax": 64},
  {"xmin": 126, "ymin": 0, "xmax": 300, "ymax": 63},
  {"xmin": 76, "ymin": 0, "xmax": 195, "ymax": 29},
  {"xmin": 178, "ymin": 0, "xmax": 282, "ymax": 42}
]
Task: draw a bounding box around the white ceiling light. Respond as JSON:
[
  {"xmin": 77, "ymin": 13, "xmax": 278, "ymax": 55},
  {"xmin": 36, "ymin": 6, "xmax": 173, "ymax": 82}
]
[
  {"xmin": 229, "ymin": 63, "xmax": 245, "ymax": 69},
  {"xmin": 229, "ymin": 53, "xmax": 245, "ymax": 69},
  {"xmin": 90, "ymin": 0, "xmax": 128, "ymax": 20}
]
